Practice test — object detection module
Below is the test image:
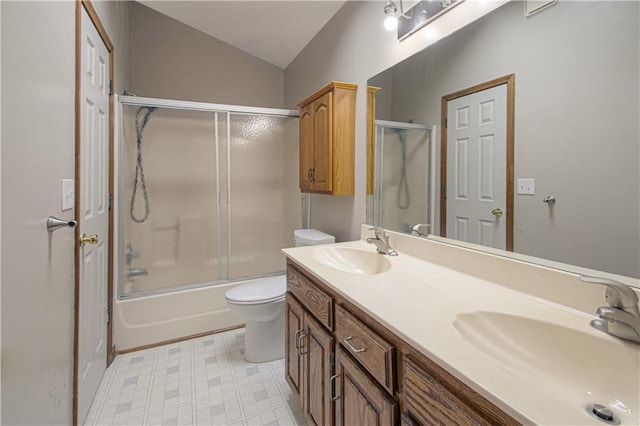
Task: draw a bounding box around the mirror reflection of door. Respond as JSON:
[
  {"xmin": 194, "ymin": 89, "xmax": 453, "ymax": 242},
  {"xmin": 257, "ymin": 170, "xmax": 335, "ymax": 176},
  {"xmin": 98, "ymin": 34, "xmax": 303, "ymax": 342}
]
[{"xmin": 441, "ymin": 74, "xmax": 515, "ymax": 250}]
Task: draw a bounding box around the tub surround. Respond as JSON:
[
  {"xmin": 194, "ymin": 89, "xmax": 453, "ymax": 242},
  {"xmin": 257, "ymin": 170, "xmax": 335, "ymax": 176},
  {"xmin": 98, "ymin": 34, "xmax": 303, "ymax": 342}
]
[{"xmin": 281, "ymin": 226, "xmax": 640, "ymax": 425}]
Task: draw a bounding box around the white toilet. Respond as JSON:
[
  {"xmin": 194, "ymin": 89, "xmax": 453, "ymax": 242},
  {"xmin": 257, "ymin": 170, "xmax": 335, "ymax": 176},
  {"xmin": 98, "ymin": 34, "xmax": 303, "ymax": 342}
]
[{"xmin": 225, "ymin": 229, "xmax": 335, "ymax": 363}]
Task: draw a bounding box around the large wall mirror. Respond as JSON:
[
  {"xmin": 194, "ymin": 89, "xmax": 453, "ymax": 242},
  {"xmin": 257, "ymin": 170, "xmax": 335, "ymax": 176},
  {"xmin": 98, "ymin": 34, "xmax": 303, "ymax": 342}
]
[{"xmin": 366, "ymin": 0, "xmax": 639, "ymax": 280}]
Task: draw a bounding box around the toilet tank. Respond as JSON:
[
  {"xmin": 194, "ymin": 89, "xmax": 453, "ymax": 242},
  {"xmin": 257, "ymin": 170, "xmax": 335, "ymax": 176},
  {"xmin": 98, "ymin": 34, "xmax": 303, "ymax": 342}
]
[{"xmin": 294, "ymin": 229, "xmax": 335, "ymax": 247}]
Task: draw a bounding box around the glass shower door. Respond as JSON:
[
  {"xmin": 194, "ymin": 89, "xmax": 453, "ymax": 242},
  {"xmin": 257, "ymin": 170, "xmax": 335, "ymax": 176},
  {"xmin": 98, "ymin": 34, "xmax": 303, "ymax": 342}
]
[
  {"xmin": 121, "ymin": 106, "xmax": 221, "ymax": 296},
  {"xmin": 227, "ymin": 113, "xmax": 300, "ymax": 280}
]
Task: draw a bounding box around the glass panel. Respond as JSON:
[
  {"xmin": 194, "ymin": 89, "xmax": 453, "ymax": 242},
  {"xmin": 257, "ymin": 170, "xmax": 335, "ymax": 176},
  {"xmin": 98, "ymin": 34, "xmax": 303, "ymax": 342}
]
[
  {"xmin": 375, "ymin": 125, "xmax": 431, "ymax": 234},
  {"xmin": 121, "ymin": 105, "xmax": 219, "ymax": 296},
  {"xmin": 228, "ymin": 114, "xmax": 301, "ymax": 280}
]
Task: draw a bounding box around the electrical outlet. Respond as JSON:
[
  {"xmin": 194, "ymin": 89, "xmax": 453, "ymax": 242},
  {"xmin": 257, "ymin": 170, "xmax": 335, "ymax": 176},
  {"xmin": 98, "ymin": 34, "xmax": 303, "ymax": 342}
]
[{"xmin": 517, "ymin": 178, "xmax": 535, "ymax": 195}]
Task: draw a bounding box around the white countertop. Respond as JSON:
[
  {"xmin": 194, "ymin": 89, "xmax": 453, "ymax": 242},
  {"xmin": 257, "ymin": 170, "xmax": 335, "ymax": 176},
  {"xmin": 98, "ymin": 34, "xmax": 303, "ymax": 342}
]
[{"xmin": 282, "ymin": 238, "xmax": 640, "ymax": 426}]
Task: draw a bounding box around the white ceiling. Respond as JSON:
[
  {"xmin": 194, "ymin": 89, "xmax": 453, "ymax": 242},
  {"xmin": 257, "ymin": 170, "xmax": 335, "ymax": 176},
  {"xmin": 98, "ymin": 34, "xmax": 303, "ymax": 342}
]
[{"xmin": 137, "ymin": 1, "xmax": 347, "ymax": 69}]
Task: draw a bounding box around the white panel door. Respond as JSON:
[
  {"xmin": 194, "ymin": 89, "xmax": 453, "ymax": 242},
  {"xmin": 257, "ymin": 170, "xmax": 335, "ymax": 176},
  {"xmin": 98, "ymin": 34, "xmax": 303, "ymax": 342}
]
[
  {"xmin": 78, "ymin": 7, "xmax": 110, "ymax": 423},
  {"xmin": 447, "ymin": 84, "xmax": 507, "ymax": 249}
]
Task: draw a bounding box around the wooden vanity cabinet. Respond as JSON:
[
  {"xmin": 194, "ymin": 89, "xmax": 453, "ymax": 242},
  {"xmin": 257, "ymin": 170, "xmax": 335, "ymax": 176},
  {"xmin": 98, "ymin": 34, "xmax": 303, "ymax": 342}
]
[
  {"xmin": 298, "ymin": 81, "xmax": 357, "ymax": 195},
  {"xmin": 285, "ymin": 260, "xmax": 518, "ymax": 426},
  {"xmin": 286, "ymin": 272, "xmax": 334, "ymax": 426},
  {"xmin": 335, "ymin": 346, "xmax": 397, "ymax": 426}
]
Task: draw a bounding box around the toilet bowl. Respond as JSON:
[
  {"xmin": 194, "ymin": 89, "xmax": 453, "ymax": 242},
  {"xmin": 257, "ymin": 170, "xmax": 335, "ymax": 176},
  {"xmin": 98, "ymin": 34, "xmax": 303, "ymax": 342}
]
[
  {"xmin": 225, "ymin": 276, "xmax": 286, "ymax": 363},
  {"xmin": 225, "ymin": 229, "xmax": 335, "ymax": 363}
]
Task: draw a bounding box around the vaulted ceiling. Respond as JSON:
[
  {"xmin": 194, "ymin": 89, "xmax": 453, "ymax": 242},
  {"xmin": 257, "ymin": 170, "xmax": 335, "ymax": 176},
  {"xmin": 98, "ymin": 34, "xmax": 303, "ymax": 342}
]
[{"xmin": 137, "ymin": 1, "xmax": 347, "ymax": 69}]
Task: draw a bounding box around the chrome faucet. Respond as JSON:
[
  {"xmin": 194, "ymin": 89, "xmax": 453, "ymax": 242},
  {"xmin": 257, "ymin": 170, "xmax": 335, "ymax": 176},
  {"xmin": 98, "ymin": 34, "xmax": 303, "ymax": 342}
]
[
  {"xmin": 580, "ymin": 275, "xmax": 640, "ymax": 344},
  {"xmin": 125, "ymin": 244, "xmax": 139, "ymax": 266},
  {"xmin": 366, "ymin": 227, "xmax": 398, "ymax": 256}
]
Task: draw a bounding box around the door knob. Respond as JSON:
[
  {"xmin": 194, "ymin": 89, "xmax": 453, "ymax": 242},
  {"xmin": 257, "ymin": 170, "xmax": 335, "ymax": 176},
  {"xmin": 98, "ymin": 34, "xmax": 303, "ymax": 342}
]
[
  {"xmin": 79, "ymin": 233, "xmax": 99, "ymax": 247},
  {"xmin": 491, "ymin": 208, "xmax": 503, "ymax": 217}
]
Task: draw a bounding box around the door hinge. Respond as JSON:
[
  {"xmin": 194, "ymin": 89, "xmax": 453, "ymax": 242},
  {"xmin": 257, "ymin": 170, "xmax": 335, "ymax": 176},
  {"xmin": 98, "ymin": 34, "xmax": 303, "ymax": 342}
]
[
  {"xmin": 445, "ymin": 117, "xmax": 448, "ymax": 128},
  {"xmin": 106, "ymin": 305, "xmax": 111, "ymax": 324},
  {"xmin": 109, "ymin": 80, "xmax": 114, "ymax": 95},
  {"xmin": 108, "ymin": 193, "xmax": 112, "ymax": 210}
]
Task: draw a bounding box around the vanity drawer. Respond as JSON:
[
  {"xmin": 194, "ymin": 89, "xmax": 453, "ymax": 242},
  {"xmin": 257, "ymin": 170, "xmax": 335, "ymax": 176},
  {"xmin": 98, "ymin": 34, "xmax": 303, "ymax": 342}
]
[
  {"xmin": 335, "ymin": 304, "xmax": 395, "ymax": 394},
  {"xmin": 287, "ymin": 266, "xmax": 333, "ymax": 330},
  {"xmin": 404, "ymin": 356, "xmax": 494, "ymax": 426}
]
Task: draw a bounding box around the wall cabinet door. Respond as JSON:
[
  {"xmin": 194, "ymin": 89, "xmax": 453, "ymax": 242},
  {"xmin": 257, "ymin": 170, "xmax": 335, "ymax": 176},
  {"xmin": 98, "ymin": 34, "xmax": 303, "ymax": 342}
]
[
  {"xmin": 285, "ymin": 296, "xmax": 305, "ymax": 402},
  {"xmin": 299, "ymin": 104, "xmax": 313, "ymax": 192},
  {"xmin": 335, "ymin": 346, "xmax": 397, "ymax": 426},
  {"xmin": 310, "ymin": 91, "xmax": 333, "ymax": 192},
  {"xmin": 297, "ymin": 82, "xmax": 356, "ymax": 195},
  {"xmin": 303, "ymin": 312, "xmax": 334, "ymax": 426}
]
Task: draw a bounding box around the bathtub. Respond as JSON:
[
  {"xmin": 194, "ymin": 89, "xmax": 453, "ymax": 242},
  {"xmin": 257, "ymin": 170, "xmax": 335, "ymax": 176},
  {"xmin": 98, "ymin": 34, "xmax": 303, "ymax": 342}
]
[{"xmin": 114, "ymin": 277, "xmax": 279, "ymax": 351}]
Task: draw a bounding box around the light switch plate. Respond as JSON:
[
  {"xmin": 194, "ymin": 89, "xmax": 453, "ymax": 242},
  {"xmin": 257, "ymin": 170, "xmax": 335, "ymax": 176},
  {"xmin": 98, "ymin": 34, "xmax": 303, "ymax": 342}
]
[
  {"xmin": 517, "ymin": 178, "xmax": 535, "ymax": 195},
  {"xmin": 62, "ymin": 179, "xmax": 75, "ymax": 211}
]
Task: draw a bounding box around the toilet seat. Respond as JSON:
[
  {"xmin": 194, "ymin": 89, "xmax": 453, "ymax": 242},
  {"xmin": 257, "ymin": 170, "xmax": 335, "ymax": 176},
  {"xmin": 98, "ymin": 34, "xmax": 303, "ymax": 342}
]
[{"xmin": 225, "ymin": 276, "xmax": 286, "ymax": 305}]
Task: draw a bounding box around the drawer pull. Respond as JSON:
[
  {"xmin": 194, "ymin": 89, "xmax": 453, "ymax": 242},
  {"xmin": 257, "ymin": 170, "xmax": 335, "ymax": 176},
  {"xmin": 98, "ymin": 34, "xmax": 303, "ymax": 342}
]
[
  {"xmin": 330, "ymin": 374, "xmax": 340, "ymax": 401},
  {"xmin": 344, "ymin": 336, "xmax": 366, "ymax": 353},
  {"xmin": 299, "ymin": 331, "xmax": 308, "ymax": 355},
  {"xmin": 295, "ymin": 329, "xmax": 303, "ymax": 350}
]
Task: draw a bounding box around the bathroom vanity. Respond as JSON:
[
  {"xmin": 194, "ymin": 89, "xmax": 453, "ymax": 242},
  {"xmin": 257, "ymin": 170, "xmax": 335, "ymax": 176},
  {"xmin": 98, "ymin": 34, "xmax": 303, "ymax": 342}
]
[{"xmin": 281, "ymin": 227, "xmax": 640, "ymax": 426}]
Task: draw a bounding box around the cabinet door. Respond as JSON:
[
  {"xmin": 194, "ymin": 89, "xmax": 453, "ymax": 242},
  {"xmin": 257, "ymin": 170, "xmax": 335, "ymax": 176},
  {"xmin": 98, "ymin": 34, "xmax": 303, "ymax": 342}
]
[
  {"xmin": 299, "ymin": 103, "xmax": 314, "ymax": 192},
  {"xmin": 311, "ymin": 91, "xmax": 333, "ymax": 192},
  {"xmin": 285, "ymin": 296, "xmax": 305, "ymax": 402},
  {"xmin": 335, "ymin": 346, "xmax": 397, "ymax": 426},
  {"xmin": 303, "ymin": 313, "xmax": 334, "ymax": 426}
]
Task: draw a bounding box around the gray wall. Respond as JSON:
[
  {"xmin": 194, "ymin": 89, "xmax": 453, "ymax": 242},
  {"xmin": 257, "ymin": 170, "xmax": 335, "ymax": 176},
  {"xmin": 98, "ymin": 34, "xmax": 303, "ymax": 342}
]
[
  {"xmin": 129, "ymin": 2, "xmax": 285, "ymax": 107},
  {"xmin": 1, "ymin": 2, "xmax": 130, "ymax": 423},
  {"xmin": 285, "ymin": 1, "xmax": 506, "ymax": 242},
  {"xmin": 372, "ymin": 1, "xmax": 640, "ymax": 277}
]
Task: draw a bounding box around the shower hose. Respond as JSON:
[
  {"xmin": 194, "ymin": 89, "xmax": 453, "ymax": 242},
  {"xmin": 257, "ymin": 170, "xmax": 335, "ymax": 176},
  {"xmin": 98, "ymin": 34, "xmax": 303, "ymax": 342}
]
[{"xmin": 130, "ymin": 106, "xmax": 155, "ymax": 223}]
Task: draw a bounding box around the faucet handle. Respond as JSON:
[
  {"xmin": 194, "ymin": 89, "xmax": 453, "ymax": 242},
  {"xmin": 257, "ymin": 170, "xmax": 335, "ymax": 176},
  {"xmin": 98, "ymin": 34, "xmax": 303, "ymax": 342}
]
[
  {"xmin": 368, "ymin": 226, "xmax": 385, "ymax": 240},
  {"xmin": 580, "ymin": 275, "xmax": 639, "ymax": 308}
]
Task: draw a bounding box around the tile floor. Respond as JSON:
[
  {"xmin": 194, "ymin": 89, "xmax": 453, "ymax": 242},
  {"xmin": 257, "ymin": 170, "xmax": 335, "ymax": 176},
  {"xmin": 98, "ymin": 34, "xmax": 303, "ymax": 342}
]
[{"xmin": 84, "ymin": 328, "xmax": 306, "ymax": 426}]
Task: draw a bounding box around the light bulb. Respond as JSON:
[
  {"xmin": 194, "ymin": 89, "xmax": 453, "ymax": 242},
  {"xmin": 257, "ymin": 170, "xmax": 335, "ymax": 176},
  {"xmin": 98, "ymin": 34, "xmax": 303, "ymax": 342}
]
[{"xmin": 384, "ymin": 15, "xmax": 398, "ymax": 31}]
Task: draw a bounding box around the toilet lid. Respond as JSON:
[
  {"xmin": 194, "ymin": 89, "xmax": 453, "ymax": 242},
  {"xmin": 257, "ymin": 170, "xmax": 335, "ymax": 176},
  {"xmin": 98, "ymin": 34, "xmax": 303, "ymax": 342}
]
[{"xmin": 225, "ymin": 275, "xmax": 286, "ymax": 303}]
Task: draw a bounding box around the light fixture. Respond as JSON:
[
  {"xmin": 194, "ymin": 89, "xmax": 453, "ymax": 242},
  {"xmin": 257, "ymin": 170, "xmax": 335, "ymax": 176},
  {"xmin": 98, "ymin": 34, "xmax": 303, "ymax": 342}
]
[
  {"xmin": 383, "ymin": 1, "xmax": 399, "ymax": 31},
  {"xmin": 385, "ymin": 0, "xmax": 464, "ymax": 40}
]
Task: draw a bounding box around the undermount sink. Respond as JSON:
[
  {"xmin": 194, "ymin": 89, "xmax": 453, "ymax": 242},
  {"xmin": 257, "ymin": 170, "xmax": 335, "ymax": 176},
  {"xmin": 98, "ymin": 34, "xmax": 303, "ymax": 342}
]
[
  {"xmin": 454, "ymin": 311, "xmax": 639, "ymax": 424},
  {"xmin": 312, "ymin": 247, "xmax": 391, "ymax": 275}
]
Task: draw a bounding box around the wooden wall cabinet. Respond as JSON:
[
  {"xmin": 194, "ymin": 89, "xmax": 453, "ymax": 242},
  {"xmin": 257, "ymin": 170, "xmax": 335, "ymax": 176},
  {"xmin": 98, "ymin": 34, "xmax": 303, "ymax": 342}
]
[
  {"xmin": 298, "ymin": 82, "xmax": 357, "ymax": 195},
  {"xmin": 284, "ymin": 260, "xmax": 518, "ymax": 426}
]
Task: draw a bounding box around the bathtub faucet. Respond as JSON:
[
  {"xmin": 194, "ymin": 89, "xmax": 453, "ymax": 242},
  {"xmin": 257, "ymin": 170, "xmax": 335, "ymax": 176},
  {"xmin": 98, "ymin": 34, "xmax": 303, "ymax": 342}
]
[
  {"xmin": 125, "ymin": 268, "xmax": 148, "ymax": 278},
  {"xmin": 125, "ymin": 244, "xmax": 139, "ymax": 266}
]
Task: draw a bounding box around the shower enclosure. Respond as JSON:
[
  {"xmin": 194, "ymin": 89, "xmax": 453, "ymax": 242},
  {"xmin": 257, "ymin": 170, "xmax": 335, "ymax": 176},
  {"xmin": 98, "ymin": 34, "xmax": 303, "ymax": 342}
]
[
  {"xmin": 371, "ymin": 120, "xmax": 433, "ymax": 235},
  {"xmin": 118, "ymin": 96, "xmax": 300, "ymax": 299}
]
